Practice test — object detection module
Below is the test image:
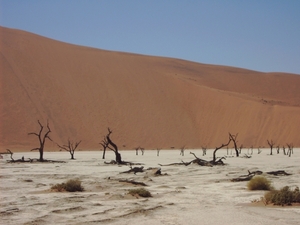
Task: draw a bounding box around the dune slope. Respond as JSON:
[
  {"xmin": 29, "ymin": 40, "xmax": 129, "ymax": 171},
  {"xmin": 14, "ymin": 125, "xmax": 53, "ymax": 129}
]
[{"xmin": 1, "ymin": 26, "xmax": 300, "ymax": 150}]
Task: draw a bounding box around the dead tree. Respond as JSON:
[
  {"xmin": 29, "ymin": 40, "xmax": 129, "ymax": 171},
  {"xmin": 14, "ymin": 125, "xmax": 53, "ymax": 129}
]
[
  {"xmin": 257, "ymin": 147, "xmax": 262, "ymax": 154},
  {"xmin": 247, "ymin": 146, "xmax": 253, "ymax": 155},
  {"xmin": 228, "ymin": 133, "xmax": 239, "ymax": 157},
  {"xmin": 212, "ymin": 136, "xmax": 232, "ymax": 164},
  {"xmin": 267, "ymin": 140, "xmax": 275, "ymax": 155},
  {"xmin": 286, "ymin": 143, "xmax": 293, "ymax": 157},
  {"xmin": 28, "ymin": 120, "xmax": 52, "ymax": 161},
  {"xmin": 5, "ymin": 149, "xmax": 32, "ymax": 163},
  {"xmin": 180, "ymin": 146, "xmax": 185, "ymax": 156},
  {"xmin": 103, "ymin": 128, "xmax": 123, "ymax": 164},
  {"xmin": 231, "ymin": 170, "xmax": 263, "ymax": 182},
  {"xmin": 202, "ymin": 146, "xmax": 207, "ymax": 156},
  {"xmin": 282, "ymin": 145, "xmax": 286, "ymax": 155},
  {"xmin": 135, "ymin": 146, "xmax": 140, "ymax": 155},
  {"xmin": 190, "ymin": 152, "xmax": 214, "ymax": 166},
  {"xmin": 157, "ymin": 148, "xmax": 161, "ymax": 156},
  {"xmin": 276, "ymin": 146, "xmax": 280, "ymax": 154},
  {"xmin": 57, "ymin": 140, "xmax": 81, "ymax": 159},
  {"xmin": 6, "ymin": 149, "xmax": 14, "ymax": 162}
]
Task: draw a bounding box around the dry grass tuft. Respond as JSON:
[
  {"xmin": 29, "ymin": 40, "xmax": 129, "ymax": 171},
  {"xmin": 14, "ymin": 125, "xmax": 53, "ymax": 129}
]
[
  {"xmin": 51, "ymin": 179, "xmax": 84, "ymax": 192},
  {"xmin": 264, "ymin": 186, "xmax": 300, "ymax": 206},
  {"xmin": 247, "ymin": 176, "xmax": 273, "ymax": 191},
  {"xmin": 128, "ymin": 188, "xmax": 152, "ymax": 197}
]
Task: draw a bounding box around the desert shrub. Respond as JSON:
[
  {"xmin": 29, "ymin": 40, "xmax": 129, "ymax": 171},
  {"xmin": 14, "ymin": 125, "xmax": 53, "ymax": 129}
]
[
  {"xmin": 128, "ymin": 188, "xmax": 152, "ymax": 197},
  {"xmin": 51, "ymin": 183, "xmax": 66, "ymax": 192},
  {"xmin": 247, "ymin": 176, "xmax": 273, "ymax": 190},
  {"xmin": 51, "ymin": 179, "xmax": 84, "ymax": 192},
  {"xmin": 264, "ymin": 186, "xmax": 300, "ymax": 206}
]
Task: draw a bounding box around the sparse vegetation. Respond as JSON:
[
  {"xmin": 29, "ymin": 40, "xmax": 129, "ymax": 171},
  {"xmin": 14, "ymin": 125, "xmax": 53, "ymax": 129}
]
[
  {"xmin": 51, "ymin": 179, "xmax": 84, "ymax": 192},
  {"xmin": 264, "ymin": 186, "xmax": 300, "ymax": 206},
  {"xmin": 247, "ymin": 176, "xmax": 273, "ymax": 190},
  {"xmin": 128, "ymin": 188, "xmax": 152, "ymax": 197}
]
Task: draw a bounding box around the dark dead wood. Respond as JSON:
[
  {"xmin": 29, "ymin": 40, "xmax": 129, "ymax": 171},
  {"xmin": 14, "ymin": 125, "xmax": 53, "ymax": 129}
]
[
  {"xmin": 266, "ymin": 170, "xmax": 292, "ymax": 176},
  {"xmin": 231, "ymin": 175, "xmax": 254, "ymax": 182},
  {"xmin": 230, "ymin": 170, "xmax": 262, "ymax": 182},
  {"xmin": 6, "ymin": 149, "xmax": 14, "ymax": 162},
  {"xmin": 180, "ymin": 146, "xmax": 185, "ymax": 156},
  {"xmin": 28, "ymin": 120, "xmax": 52, "ymax": 161},
  {"xmin": 102, "ymin": 128, "xmax": 126, "ymax": 164},
  {"xmin": 202, "ymin": 146, "xmax": 207, "ymax": 156},
  {"xmin": 286, "ymin": 143, "xmax": 293, "ymax": 157},
  {"xmin": 120, "ymin": 166, "xmax": 145, "ymax": 174},
  {"xmin": 267, "ymin": 139, "xmax": 275, "ymax": 155},
  {"xmin": 191, "ymin": 152, "xmax": 215, "ymax": 166},
  {"xmin": 212, "ymin": 135, "xmax": 232, "ymax": 164},
  {"xmin": 228, "ymin": 133, "xmax": 239, "ymax": 157}
]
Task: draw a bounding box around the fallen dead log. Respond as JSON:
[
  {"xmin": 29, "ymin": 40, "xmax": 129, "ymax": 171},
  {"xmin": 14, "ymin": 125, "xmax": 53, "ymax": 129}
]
[
  {"xmin": 158, "ymin": 152, "xmax": 220, "ymax": 167},
  {"xmin": 5, "ymin": 149, "xmax": 65, "ymax": 163},
  {"xmin": 120, "ymin": 166, "xmax": 144, "ymax": 174},
  {"xmin": 266, "ymin": 170, "xmax": 292, "ymax": 176},
  {"xmin": 230, "ymin": 170, "xmax": 263, "ymax": 182}
]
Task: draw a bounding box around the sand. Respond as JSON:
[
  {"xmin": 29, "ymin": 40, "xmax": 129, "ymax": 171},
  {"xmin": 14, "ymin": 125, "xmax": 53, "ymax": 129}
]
[
  {"xmin": 1, "ymin": 26, "xmax": 300, "ymax": 151},
  {"xmin": 0, "ymin": 149, "xmax": 299, "ymax": 225}
]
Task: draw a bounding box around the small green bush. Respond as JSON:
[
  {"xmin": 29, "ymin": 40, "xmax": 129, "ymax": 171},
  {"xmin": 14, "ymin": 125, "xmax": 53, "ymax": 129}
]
[
  {"xmin": 264, "ymin": 186, "xmax": 300, "ymax": 206},
  {"xmin": 247, "ymin": 176, "xmax": 273, "ymax": 191},
  {"xmin": 51, "ymin": 179, "xmax": 84, "ymax": 192},
  {"xmin": 128, "ymin": 188, "xmax": 152, "ymax": 197}
]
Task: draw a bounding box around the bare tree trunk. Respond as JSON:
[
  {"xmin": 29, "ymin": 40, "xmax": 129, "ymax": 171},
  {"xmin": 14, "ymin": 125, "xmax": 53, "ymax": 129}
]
[
  {"xmin": 202, "ymin": 146, "xmax": 207, "ymax": 156},
  {"xmin": 135, "ymin": 147, "xmax": 139, "ymax": 155},
  {"xmin": 228, "ymin": 133, "xmax": 239, "ymax": 157},
  {"xmin": 28, "ymin": 120, "xmax": 52, "ymax": 162},
  {"xmin": 157, "ymin": 148, "xmax": 160, "ymax": 156},
  {"xmin": 287, "ymin": 143, "xmax": 293, "ymax": 157},
  {"xmin": 105, "ymin": 128, "xmax": 123, "ymax": 164},
  {"xmin": 276, "ymin": 146, "xmax": 280, "ymax": 154},
  {"xmin": 180, "ymin": 146, "xmax": 185, "ymax": 156},
  {"xmin": 140, "ymin": 148, "xmax": 145, "ymax": 155},
  {"xmin": 212, "ymin": 136, "xmax": 232, "ymax": 163},
  {"xmin": 267, "ymin": 140, "xmax": 275, "ymax": 155}
]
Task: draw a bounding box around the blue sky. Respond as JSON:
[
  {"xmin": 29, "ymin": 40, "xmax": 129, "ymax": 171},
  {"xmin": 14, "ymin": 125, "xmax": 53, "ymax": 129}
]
[{"xmin": 1, "ymin": 1, "xmax": 300, "ymax": 74}]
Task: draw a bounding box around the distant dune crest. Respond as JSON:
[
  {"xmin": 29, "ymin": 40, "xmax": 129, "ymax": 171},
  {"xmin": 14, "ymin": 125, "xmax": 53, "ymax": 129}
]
[{"xmin": 1, "ymin": 26, "xmax": 300, "ymax": 150}]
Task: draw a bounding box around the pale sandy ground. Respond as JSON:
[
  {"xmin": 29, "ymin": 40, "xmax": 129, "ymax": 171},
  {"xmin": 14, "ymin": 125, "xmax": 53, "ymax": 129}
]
[{"xmin": 1, "ymin": 149, "xmax": 299, "ymax": 225}]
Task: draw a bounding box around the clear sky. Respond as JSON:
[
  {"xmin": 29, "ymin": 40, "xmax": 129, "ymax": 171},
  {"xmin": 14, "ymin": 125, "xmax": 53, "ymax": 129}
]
[{"xmin": 1, "ymin": 0, "xmax": 300, "ymax": 74}]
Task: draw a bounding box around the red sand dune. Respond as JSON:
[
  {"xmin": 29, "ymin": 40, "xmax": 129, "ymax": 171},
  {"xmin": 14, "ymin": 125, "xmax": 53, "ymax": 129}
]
[{"xmin": 1, "ymin": 26, "xmax": 300, "ymax": 151}]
